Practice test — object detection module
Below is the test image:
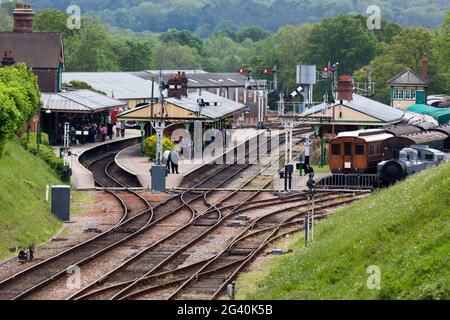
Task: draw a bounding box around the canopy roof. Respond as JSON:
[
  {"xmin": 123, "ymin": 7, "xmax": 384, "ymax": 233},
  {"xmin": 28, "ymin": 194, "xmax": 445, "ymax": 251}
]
[{"xmin": 41, "ymin": 89, "xmax": 126, "ymax": 113}]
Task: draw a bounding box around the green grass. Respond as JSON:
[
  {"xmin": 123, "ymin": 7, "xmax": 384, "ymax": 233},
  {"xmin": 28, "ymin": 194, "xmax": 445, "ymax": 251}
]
[
  {"xmin": 311, "ymin": 166, "xmax": 331, "ymax": 174},
  {"xmin": 237, "ymin": 161, "xmax": 450, "ymax": 300},
  {"xmin": 0, "ymin": 139, "xmax": 63, "ymax": 259}
]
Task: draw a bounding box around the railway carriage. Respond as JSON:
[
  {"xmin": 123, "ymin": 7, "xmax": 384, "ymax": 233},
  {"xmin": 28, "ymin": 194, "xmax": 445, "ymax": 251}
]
[
  {"xmin": 329, "ymin": 130, "xmax": 394, "ymax": 173},
  {"xmin": 328, "ymin": 124, "xmax": 450, "ymax": 174}
]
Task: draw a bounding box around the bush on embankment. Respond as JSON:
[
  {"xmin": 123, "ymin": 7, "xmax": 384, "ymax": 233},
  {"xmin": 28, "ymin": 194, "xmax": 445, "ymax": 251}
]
[
  {"xmin": 0, "ymin": 139, "xmax": 62, "ymax": 260},
  {"xmin": 20, "ymin": 133, "xmax": 67, "ymax": 181},
  {"xmin": 237, "ymin": 161, "xmax": 450, "ymax": 300}
]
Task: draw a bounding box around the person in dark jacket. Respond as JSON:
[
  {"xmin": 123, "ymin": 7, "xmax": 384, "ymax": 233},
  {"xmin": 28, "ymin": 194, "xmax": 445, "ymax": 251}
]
[
  {"xmin": 170, "ymin": 150, "xmax": 180, "ymax": 174},
  {"xmin": 107, "ymin": 122, "xmax": 113, "ymax": 140}
]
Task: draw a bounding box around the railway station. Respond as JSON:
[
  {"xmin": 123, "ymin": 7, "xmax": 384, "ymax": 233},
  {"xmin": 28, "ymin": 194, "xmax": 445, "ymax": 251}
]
[{"xmin": 0, "ymin": 1, "xmax": 449, "ymax": 304}]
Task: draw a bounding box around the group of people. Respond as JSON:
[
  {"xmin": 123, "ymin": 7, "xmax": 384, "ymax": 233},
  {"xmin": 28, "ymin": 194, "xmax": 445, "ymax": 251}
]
[
  {"xmin": 18, "ymin": 244, "xmax": 35, "ymax": 264},
  {"xmin": 69, "ymin": 121, "xmax": 127, "ymax": 145}
]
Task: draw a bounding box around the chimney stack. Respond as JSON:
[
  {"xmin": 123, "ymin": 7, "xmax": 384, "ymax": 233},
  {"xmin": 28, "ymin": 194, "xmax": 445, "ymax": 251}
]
[
  {"xmin": 13, "ymin": 3, "xmax": 34, "ymax": 33},
  {"xmin": 422, "ymin": 54, "xmax": 429, "ymax": 81},
  {"xmin": 167, "ymin": 71, "xmax": 188, "ymax": 99},
  {"xmin": 337, "ymin": 75, "xmax": 354, "ymax": 101},
  {"xmin": 1, "ymin": 51, "xmax": 15, "ymax": 67}
]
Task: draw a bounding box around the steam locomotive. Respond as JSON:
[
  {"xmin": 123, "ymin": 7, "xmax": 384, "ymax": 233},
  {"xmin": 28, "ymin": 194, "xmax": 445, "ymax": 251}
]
[{"xmin": 377, "ymin": 145, "xmax": 445, "ymax": 185}]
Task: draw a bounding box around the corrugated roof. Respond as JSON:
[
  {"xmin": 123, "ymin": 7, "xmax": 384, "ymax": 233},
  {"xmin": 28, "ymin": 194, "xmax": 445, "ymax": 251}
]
[
  {"xmin": 387, "ymin": 68, "xmax": 428, "ymax": 86},
  {"xmin": 165, "ymin": 90, "xmax": 245, "ymax": 119},
  {"xmin": 0, "ymin": 32, "xmax": 63, "ymax": 68},
  {"xmin": 132, "ymin": 71, "xmax": 247, "ymax": 88},
  {"xmin": 41, "ymin": 89, "xmax": 126, "ymax": 113},
  {"xmin": 62, "ymin": 72, "xmax": 161, "ymax": 100},
  {"xmin": 302, "ymin": 94, "xmax": 405, "ymax": 123}
]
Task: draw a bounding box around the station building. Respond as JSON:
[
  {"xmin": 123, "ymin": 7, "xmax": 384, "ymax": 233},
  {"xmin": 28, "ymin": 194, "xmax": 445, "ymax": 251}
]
[
  {"xmin": 0, "ymin": 4, "xmax": 64, "ymax": 93},
  {"xmin": 40, "ymin": 89, "xmax": 127, "ymax": 145},
  {"xmin": 388, "ymin": 68, "xmax": 429, "ymax": 110},
  {"xmin": 117, "ymin": 72, "xmax": 247, "ymax": 144}
]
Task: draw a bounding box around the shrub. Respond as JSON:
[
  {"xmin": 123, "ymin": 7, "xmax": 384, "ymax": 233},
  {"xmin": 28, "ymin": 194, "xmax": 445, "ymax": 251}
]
[
  {"xmin": 20, "ymin": 136, "xmax": 67, "ymax": 181},
  {"xmin": 0, "ymin": 64, "xmax": 40, "ymax": 156},
  {"xmin": 143, "ymin": 135, "xmax": 174, "ymax": 160}
]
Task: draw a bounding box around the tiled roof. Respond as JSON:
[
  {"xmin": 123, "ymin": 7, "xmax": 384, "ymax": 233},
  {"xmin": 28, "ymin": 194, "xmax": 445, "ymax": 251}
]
[
  {"xmin": 387, "ymin": 68, "xmax": 428, "ymax": 86},
  {"xmin": 0, "ymin": 32, "xmax": 63, "ymax": 68}
]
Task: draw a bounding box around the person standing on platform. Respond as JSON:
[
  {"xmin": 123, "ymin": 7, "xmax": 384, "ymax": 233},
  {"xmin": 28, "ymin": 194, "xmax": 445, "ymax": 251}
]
[
  {"xmin": 163, "ymin": 149, "xmax": 171, "ymax": 172},
  {"xmin": 120, "ymin": 121, "xmax": 126, "ymax": 138},
  {"xmin": 107, "ymin": 122, "xmax": 113, "ymax": 140},
  {"xmin": 101, "ymin": 124, "xmax": 107, "ymax": 142},
  {"xmin": 116, "ymin": 122, "xmax": 121, "ymax": 138},
  {"xmin": 170, "ymin": 149, "xmax": 180, "ymax": 174}
]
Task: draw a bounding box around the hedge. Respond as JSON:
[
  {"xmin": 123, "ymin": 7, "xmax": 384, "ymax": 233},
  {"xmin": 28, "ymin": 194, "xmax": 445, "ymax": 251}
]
[{"xmin": 20, "ymin": 134, "xmax": 66, "ymax": 180}]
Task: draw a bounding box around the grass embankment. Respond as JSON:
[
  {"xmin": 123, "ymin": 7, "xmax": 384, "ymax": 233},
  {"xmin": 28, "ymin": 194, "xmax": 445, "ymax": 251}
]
[
  {"xmin": 0, "ymin": 139, "xmax": 63, "ymax": 260},
  {"xmin": 237, "ymin": 161, "xmax": 450, "ymax": 300}
]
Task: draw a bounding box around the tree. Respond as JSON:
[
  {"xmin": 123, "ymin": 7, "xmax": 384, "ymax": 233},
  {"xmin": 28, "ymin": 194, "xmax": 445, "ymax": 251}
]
[
  {"xmin": 111, "ymin": 39, "xmax": 153, "ymax": 71},
  {"xmin": 368, "ymin": 27, "xmax": 439, "ymax": 103},
  {"xmin": 0, "ymin": 7, "xmax": 12, "ymax": 31},
  {"xmin": 160, "ymin": 29, "xmax": 204, "ymax": 54},
  {"xmin": 435, "ymin": 12, "xmax": 450, "ymax": 93},
  {"xmin": 305, "ymin": 15, "xmax": 377, "ymax": 75},
  {"xmin": 0, "ymin": 64, "xmax": 40, "ymax": 155},
  {"xmin": 152, "ymin": 42, "xmax": 200, "ymax": 70},
  {"xmin": 236, "ymin": 27, "xmax": 271, "ymax": 42},
  {"xmin": 34, "ymin": 8, "xmax": 70, "ymax": 35},
  {"xmin": 64, "ymin": 18, "xmax": 120, "ymax": 71}
]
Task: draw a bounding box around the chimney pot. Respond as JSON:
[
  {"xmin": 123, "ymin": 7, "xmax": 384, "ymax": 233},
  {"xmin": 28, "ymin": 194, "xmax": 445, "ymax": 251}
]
[{"xmin": 13, "ymin": 3, "xmax": 34, "ymax": 33}]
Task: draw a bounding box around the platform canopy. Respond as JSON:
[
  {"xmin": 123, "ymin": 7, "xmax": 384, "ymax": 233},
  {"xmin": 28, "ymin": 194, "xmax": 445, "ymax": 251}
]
[
  {"xmin": 41, "ymin": 89, "xmax": 127, "ymax": 113},
  {"xmin": 117, "ymin": 90, "xmax": 246, "ymax": 122}
]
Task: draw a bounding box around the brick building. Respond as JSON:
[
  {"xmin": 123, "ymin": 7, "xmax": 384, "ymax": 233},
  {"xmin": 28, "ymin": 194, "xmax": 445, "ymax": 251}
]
[{"xmin": 0, "ymin": 4, "xmax": 64, "ymax": 93}]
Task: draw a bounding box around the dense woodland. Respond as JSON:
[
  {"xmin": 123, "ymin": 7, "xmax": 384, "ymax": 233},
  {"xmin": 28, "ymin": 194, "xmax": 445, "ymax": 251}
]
[
  {"xmin": 22, "ymin": 0, "xmax": 450, "ymax": 34},
  {"xmin": 0, "ymin": 1, "xmax": 449, "ymax": 105}
]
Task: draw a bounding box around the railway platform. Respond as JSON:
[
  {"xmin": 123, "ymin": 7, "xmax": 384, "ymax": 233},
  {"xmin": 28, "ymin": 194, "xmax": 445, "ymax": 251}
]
[
  {"xmin": 116, "ymin": 128, "xmax": 262, "ymax": 190},
  {"xmin": 57, "ymin": 129, "xmax": 142, "ymax": 189}
]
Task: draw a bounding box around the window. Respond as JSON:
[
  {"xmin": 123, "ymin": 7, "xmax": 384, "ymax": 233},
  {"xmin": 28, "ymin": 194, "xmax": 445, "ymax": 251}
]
[
  {"xmin": 393, "ymin": 89, "xmax": 417, "ymax": 100},
  {"xmin": 344, "ymin": 142, "xmax": 352, "ymax": 156},
  {"xmin": 355, "ymin": 144, "xmax": 365, "ymax": 155},
  {"xmin": 393, "ymin": 89, "xmax": 399, "ymax": 99},
  {"xmin": 405, "ymin": 89, "xmax": 411, "ymax": 100},
  {"xmin": 332, "ymin": 144, "xmax": 341, "ymax": 155}
]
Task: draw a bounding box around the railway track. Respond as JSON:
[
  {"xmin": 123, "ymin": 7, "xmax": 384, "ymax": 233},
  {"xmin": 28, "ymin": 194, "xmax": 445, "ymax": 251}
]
[
  {"xmin": 0, "ymin": 126, "xmax": 339, "ymax": 301},
  {"xmin": 66, "ymin": 130, "xmax": 302, "ymax": 300},
  {"xmin": 104, "ymin": 191, "xmax": 369, "ymax": 300},
  {"xmin": 68, "ymin": 129, "xmax": 323, "ymax": 300}
]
